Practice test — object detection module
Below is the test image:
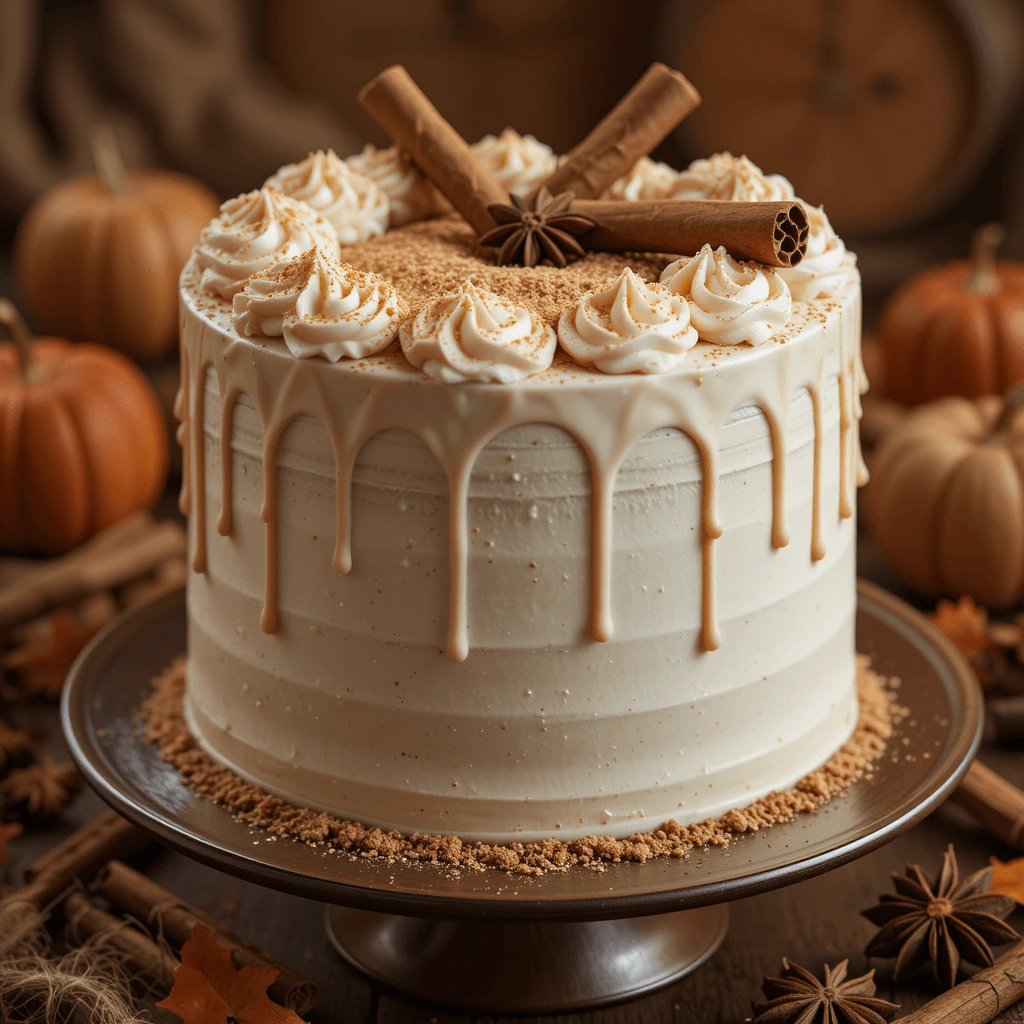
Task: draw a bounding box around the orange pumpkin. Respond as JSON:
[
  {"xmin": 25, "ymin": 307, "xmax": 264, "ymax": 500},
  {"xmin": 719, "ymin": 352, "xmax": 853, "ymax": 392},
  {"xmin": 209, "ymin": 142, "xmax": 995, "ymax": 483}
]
[
  {"xmin": 13, "ymin": 129, "xmax": 220, "ymax": 362},
  {"xmin": 864, "ymin": 387, "xmax": 1024, "ymax": 607},
  {"xmin": 0, "ymin": 300, "xmax": 168, "ymax": 553},
  {"xmin": 880, "ymin": 224, "xmax": 1024, "ymax": 405}
]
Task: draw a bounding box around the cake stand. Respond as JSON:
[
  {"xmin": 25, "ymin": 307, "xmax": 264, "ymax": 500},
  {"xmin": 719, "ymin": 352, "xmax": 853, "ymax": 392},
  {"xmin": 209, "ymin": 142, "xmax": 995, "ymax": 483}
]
[{"xmin": 62, "ymin": 579, "xmax": 981, "ymax": 1013}]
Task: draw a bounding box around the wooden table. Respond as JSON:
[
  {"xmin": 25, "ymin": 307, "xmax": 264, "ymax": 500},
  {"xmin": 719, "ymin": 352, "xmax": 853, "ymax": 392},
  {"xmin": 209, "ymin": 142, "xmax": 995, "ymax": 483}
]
[{"xmin": 6, "ymin": 537, "xmax": 1022, "ymax": 1024}]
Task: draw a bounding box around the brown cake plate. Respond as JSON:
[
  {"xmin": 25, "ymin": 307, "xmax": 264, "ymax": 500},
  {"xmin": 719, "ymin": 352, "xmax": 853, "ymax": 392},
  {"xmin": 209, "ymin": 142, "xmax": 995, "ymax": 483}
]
[{"xmin": 62, "ymin": 579, "xmax": 981, "ymax": 1013}]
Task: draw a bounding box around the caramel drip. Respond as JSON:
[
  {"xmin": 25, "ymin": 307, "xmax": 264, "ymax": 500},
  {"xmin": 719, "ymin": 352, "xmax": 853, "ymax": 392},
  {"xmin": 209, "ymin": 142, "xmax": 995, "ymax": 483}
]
[
  {"xmin": 176, "ymin": 341, "xmax": 191, "ymax": 517},
  {"xmin": 178, "ymin": 271, "xmax": 862, "ymax": 662},
  {"xmin": 191, "ymin": 359, "xmax": 210, "ymax": 573},
  {"xmin": 217, "ymin": 389, "xmax": 239, "ymax": 536}
]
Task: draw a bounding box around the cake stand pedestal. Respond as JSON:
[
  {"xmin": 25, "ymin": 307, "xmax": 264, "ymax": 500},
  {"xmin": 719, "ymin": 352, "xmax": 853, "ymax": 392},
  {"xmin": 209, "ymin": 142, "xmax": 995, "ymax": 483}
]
[{"xmin": 62, "ymin": 580, "xmax": 981, "ymax": 1013}]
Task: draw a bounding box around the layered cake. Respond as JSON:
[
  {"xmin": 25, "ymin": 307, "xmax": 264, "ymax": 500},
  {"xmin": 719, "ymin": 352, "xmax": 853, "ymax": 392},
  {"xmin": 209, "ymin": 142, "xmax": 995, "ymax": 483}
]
[{"xmin": 175, "ymin": 66, "xmax": 866, "ymax": 844}]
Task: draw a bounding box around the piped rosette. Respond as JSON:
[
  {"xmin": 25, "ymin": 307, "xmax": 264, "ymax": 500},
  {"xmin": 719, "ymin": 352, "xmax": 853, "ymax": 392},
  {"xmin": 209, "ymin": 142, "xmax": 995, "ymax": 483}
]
[
  {"xmin": 671, "ymin": 152, "xmax": 795, "ymax": 203},
  {"xmin": 346, "ymin": 143, "xmax": 447, "ymax": 227},
  {"xmin": 232, "ymin": 248, "xmax": 404, "ymax": 361},
  {"xmin": 399, "ymin": 282, "xmax": 556, "ymax": 384},
  {"xmin": 776, "ymin": 204, "xmax": 851, "ymax": 301},
  {"xmin": 195, "ymin": 188, "xmax": 339, "ymax": 299},
  {"xmin": 265, "ymin": 149, "xmax": 389, "ymax": 244},
  {"xmin": 471, "ymin": 128, "xmax": 558, "ymax": 197},
  {"xmin": 557, "ymin": 267, "xmax": 697, "ymax": 374},
  {"xmin": 660, "ymin": 244, "xmax": 792, "ymax": 347},
  {"xmin": 603, "ymin": 157, "xmax": 679, "ymax": 201}
]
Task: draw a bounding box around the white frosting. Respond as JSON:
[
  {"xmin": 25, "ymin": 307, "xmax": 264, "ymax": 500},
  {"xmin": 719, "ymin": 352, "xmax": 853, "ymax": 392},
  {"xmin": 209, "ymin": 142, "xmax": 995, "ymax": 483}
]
[
  {"xmin": 778, "ymin": 204, "xmax": 851, "ymax": 301},
  {"xmin": 471, "ymin": 129, "xmax": 558, "ymax": 197},
  {"xmin": 661, "ymin": 244, "xmax": 792, "ymax": 346},
  {"xmin": 346, "ymin": 144, "xmax": 445, "ymax": 227},
  {"xmin": 195, "ymin": 188, "xmax": 339, "ymax": 299},
  {"xmin": 670, "ymin": 152, "xmax": 795, "ymax": 203},
  {"xmin": 399, "ymin": 282, "xmax": 556, "ymax": 384},
  {"xmin": 232, "ymin": 248, "xmax": 402, "ymax": 361},
  {"xmin": 557, "ymin": 268, "xmax": 697, "ymax": 375},
  {"xmin": 603, "ymin": 157, "xmax": 679, "ymax": 201},
  {"xmin": 264, "ymin": 150, "xmax": 389, "ymax": 245}
]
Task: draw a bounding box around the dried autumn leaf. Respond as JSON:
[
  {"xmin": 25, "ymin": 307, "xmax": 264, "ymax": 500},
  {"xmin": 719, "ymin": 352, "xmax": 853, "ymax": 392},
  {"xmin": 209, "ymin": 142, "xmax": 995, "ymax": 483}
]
[
  {"xmin": 2, "ymin": 612, "xmax": 99, "ymax": 700},
  {"xmin": 930, "ymin": 597, "xmax": 992, "ymax": 661},
  {"xmin": 0, "ymin": 821, "xmax": 22, "ymax": 867},
  {"xmin": 991, "ymin": 855, "xmax": 1024, "ymax": 905},
  {"xmin": 157, "ymin": 924, "xmax": 303, "ymax": 1024}
]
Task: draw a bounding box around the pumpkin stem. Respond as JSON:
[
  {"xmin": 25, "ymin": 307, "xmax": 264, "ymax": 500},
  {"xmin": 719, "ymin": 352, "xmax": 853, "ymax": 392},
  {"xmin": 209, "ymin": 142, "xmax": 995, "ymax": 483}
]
[
  {"xmin": 90, "ymin": 125, "xmax": 128, "ymax": 194},
  {"xmin": 995, "ymin": 382, "xmax": 1024, "ymax": 434},
  {"xmin": 965, "ymin": 223, "xmax": 1006, "ymax": 296},
  {"xmin": 0, "ymin": 299, "xmax": 37, "ymax": 380}
]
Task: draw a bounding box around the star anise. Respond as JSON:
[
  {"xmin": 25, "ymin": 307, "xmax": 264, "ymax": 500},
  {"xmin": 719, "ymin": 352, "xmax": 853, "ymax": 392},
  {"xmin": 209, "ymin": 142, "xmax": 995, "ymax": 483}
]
[
  {"xmin": 862, "ymin": 844, "xmax": 1019, "ymax": 989},
  {"xmin": 752, "ymin": 959, "xmax": 899, "ymax": 1024},
  {"xmin": 0, "ymin": 758, "xmax": 81, "ymax": 821},
  {"xmin": 479, "ymin": 188, "xmax": 595, "ymax": 268}
]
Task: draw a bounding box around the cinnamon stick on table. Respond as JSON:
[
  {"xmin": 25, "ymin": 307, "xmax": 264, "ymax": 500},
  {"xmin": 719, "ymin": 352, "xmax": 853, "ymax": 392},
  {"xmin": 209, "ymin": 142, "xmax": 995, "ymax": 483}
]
[
  {"xmin": 358, "ymin": 65, "xmax": 508, "ymax": 236},
  {"xmin": 0, "ymin": 515, "xmax": 186, "ymax": 631},
  {"xmin": 63, "ymin": 891, "xmax": 179, "ymax": 988},
  {"xmin": 533, "ymin": 62, "xmax": 701, "ymax": 202},
  {"xmin": 894, "ymin": 939, "xmax": 1024, "ymax": 1023},
  {"xmin": 95, "ymin": 860, "xmax": 316, "ymax": 1014},
  {"xmin": 948, "ymin": 760, "xmax": 1024, "ymax": 850},
  {"xmin": 572, "ymin": 199, "xmax": 810, "ymax": 268}
]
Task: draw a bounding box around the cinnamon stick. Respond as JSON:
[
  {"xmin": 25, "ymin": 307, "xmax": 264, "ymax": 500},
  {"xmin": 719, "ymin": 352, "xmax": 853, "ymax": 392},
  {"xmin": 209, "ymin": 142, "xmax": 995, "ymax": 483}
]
[
  {"xmin": 0, "ymin": 516, "xmax": 186, "ymax": 630},
  {"xmin": 358, "ymin": 65, "xmax": 508, "ymax": 235},
  {"xmin": 533, "ymin": 62, "xmax": 701, "ymax": 202},
  {"xmin": 19, "ymin": 810, "xmax": 150, "ymax": 896},
  {"xmin": 63, "ymin": 891, "xmax": 179, "ymax": 988},
  {"xmin": 894, "ymin": 939, "xmax": 1024, "ymax": 1023},
  {"xmin": 987, "ymin": 695, "xmax": 1024, "ymax": 742},
  {"xmin": 948, "ymin": 760, "xmax": 1024, "ymax": 850},
  {"xmin": 95, "ymin": 860, "xmax": 316, "ymax": 1014},
  {"xmin": 572, "ymin": 199, "xmax": 810, "ymax": 268}
]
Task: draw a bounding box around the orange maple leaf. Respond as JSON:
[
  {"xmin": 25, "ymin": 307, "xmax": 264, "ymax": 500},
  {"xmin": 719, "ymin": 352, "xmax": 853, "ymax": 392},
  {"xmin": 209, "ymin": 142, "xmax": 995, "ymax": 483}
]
[
  {"xmin": 157, "ymin": 925, "xmax": 304, "ymax": 1024},
  {"xmin": 2, "ymin": 612, "xmax": 97, "ymax": 700},
  {"xmin": 0, "ymin": 821, "xmax": 22, "ymax": 868},
  {"xmin": 991, "ymin": 855, "xmax": 1024, "ymax": 905},
  {"xmin": 930, "ymin": 597, "xmax": 994, "ymax": 666}
]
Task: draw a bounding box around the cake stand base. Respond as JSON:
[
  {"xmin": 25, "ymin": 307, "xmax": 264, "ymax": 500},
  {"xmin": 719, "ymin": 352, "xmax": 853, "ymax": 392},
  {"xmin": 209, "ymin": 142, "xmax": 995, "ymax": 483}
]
[{"xmin": 324, "ymin": 904, "xmax": 728, "ymax": 1012}]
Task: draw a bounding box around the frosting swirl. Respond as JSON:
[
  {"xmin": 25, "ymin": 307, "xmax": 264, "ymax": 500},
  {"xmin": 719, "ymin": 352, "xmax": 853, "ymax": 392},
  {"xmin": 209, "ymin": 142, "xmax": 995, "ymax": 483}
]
[
  {"xmin": 557, "ymin": 268, "xmax": 697, "ymax": 374},
  {"xmin": 471, "ymin": 129, "xmax": 558, "ymax": 197},
  {"xmin": 195, "ymin": 188, "xmax": 339, "ymax": 299},
  {"xmin": 265, "ymin": 150, "xmax": 389, "ymax": 244},
  {"xmin": 670, "ymin": 152, "xmax": 794, "ymax": 203},
  {"xmin": 399, "ymin": 282, "xmax": 556, "ymax": 384},
  {"xmin": 232, "ymin": 248, "xmax": 403, "ymax": 361},
  {"xmin": 345, "ymin": 144, "xmax": 446, "ymax": 227},
  {"xmin": 660, "ymin": 245, "xmax": 792, "ymax": 346},
  {"xmin": 777, "ymin": 203, "xmax": 851, "ymax": 301},
  {"xmin": 603, "ymin": 157, "xmax": 679, "ymax": 201}
]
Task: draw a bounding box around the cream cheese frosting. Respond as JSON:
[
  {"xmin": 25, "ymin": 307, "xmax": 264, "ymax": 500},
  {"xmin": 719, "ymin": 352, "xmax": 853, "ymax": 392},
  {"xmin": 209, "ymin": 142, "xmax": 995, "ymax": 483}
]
[
  {"xmin": 194, "ymin": 188, "xmax": 339, "ymax": 299},
  {"xmin": 265, "ymin": 150, "xmax": 389, "ymax": 245},
  {"xmin": 399, "ymin": 281, "xmax": 556, "ymax": 384},
  {"xmin": 661, "ymin": 244, "xmax": 792, "ymax": 346},
  {"xmin": 232, "ymin": 248, "xmax": 403, "ymax": 361},
  {"xmin": 603, "ymin": 157, "xmax": 679, "ymax": 201},
  {"xmin": 471, "ymin": 129, "xmax": 558, "ymax": 197},
  {"xmin": 557, "ymin": 267, "xmax": 697, "ymax": 374},
  {"xmin": 777, "ymin": 204, "xmax": 851, "ymax": 301},
  {"xmin": 671, "ymin": 152, "xmax": 795, "ymax": 203},
  {"xmin": 345, "ymin": 143, "xmax": 446, "ymax": 227}
]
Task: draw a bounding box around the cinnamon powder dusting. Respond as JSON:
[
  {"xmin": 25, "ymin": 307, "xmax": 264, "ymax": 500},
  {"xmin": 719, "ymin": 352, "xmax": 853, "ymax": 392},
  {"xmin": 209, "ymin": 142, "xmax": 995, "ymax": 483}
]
[
  {"xmin": 338, "ymin": 214, "xmax": 674, "ymax": 326},
  {"xmin": 141, "ymin": 656, "xmax": 899, "ymax": 876}
]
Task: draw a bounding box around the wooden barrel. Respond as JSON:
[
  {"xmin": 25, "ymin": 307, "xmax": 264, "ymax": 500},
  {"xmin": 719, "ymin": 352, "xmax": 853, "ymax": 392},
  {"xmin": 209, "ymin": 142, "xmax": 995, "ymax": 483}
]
[{"xmin": 658, "ymin": 0, "xmax": 1024, "ymax": 236}]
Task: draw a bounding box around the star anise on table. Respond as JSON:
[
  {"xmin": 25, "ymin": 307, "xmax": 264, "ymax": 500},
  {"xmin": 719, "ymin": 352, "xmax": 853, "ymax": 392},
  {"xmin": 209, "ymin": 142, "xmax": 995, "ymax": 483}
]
[
  {"xmin": 0, "ymin": 758, "xmax": 81, "ymax": 821},
  {"xmin": 752, "ymin": 958, "xmax": 899, "ymax": 1024},
  {"xmin": 0, "ymin": 720, "xmax": 35, "ymax": 774},
  {"xmin": 862, "ymin": 844, "xmax": 1019, "ymax": 989},
  {"xmin": 479, "ymin": 188, "xmax": 595, "ymax": 268}
]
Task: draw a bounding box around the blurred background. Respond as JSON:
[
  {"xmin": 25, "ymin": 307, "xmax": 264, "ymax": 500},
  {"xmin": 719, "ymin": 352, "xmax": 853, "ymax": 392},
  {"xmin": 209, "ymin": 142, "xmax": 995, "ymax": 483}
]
[{"xmin": 3, "ymin": 0, "xmax": 1024, "ymax": 301}]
